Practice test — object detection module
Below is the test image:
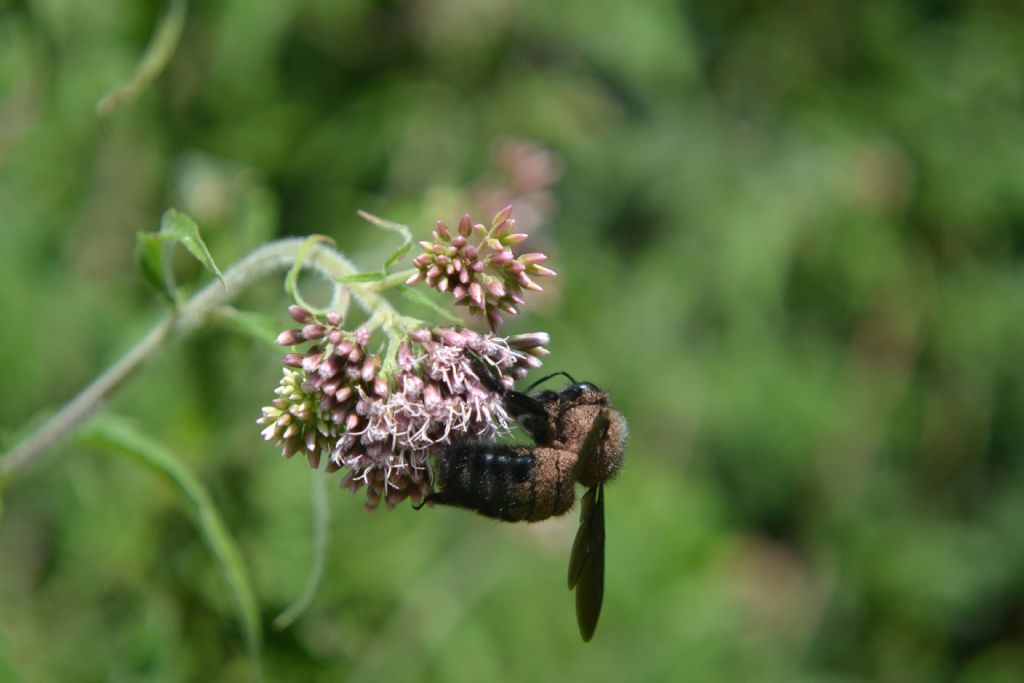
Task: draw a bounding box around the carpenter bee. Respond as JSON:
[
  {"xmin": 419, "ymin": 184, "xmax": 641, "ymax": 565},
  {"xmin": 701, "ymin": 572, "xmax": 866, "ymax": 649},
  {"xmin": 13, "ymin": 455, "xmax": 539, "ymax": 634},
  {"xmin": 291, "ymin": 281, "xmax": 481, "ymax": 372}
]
[{"xmin": 420, "ymin": 369, "xmax": 628, "ymax": 641}]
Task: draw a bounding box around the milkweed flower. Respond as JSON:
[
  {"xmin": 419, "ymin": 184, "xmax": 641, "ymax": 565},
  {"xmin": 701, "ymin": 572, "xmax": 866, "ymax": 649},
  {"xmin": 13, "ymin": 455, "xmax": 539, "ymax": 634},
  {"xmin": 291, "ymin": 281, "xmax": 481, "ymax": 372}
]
[{"xmin": 259, "ymin": 306, "xmax": 551, "ymax": 510}]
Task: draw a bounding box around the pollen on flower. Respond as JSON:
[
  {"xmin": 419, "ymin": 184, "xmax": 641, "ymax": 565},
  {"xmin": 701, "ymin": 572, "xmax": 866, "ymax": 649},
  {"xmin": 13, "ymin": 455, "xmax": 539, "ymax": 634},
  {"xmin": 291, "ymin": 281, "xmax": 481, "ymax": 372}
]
[{"xmin": 259, "ymin": 304, "xmax": 551, "ymax": 511}]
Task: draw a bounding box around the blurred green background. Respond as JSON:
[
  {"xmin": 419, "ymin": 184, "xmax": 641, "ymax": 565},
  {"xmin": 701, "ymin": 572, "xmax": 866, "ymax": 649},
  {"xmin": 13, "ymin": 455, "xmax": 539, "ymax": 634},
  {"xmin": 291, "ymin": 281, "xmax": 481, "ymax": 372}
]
[{"xmin": 3, "ymin": 1, "xmax": 1024, "ymax": 681}]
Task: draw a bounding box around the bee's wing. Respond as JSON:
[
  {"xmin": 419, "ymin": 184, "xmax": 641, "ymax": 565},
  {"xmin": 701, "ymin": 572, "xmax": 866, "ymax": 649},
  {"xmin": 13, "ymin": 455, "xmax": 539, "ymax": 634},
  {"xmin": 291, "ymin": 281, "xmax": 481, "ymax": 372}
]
[{"xmin": 568, "ymin": 484, "xmax": 605, "ymax": 642}]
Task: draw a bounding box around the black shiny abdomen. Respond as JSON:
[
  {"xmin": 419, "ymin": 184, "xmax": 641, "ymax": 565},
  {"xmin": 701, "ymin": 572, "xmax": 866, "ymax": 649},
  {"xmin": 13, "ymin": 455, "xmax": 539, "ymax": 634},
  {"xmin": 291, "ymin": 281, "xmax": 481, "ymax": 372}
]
[{"xmin": 432, "ymin": 442, "xmax": 536, "ymax": 521}]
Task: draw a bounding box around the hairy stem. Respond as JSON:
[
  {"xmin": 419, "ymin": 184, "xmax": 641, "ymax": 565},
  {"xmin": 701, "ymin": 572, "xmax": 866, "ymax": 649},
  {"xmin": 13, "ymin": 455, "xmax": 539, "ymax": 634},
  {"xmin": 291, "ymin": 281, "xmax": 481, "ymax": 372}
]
[{"xmin": 1, "ymin": 238, "xmax": 398, "ymax": 480}]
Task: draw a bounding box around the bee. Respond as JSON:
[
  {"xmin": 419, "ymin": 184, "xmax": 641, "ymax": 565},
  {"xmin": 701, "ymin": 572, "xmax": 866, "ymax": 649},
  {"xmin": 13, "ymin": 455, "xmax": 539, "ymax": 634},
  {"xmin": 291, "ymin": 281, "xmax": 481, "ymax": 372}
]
[{"xmin": 420, "ymin": 369, "xmax": 628, "ymax": 641}]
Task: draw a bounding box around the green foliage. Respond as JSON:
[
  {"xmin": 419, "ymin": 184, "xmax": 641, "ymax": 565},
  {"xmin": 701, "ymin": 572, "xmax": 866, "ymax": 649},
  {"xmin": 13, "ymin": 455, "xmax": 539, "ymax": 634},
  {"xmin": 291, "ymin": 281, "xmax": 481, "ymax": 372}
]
[
  {"xmin": 79, "ymin": 416, "xmax": 262, "ymax": 673},
  {"xmin": 3, "ymin": 1, "xmax": 1024, "ymax": 681},
  {"xmin": 137, "ymin": 209, "xmax": 224, "ymax": 302}
]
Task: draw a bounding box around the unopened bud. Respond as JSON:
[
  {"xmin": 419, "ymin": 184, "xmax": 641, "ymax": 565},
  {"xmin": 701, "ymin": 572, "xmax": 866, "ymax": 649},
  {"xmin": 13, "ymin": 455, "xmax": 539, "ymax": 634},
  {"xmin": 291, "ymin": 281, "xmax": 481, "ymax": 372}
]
[
  {"xmin": 288, "ymin": 305, "xmax": 314, "ymax": 324},
  {"xmin": 277, "ymin": 329, "xmax": 305, "ymax": 346},
  {"xmin": 302, "ymin": 324, "xmax": 326, "ymax": 340}
]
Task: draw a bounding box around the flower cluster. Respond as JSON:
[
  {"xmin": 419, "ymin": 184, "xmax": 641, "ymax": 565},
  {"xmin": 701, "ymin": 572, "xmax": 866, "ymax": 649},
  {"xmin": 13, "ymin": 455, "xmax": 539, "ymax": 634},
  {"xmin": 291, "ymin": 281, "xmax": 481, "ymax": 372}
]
[
  {"xmin": 406, "ymin": 206, "xmax": 556, "ymax": 332},
  {"xmin": 258, "ymin": 305, "xmax": 550, "ymax": 510}
]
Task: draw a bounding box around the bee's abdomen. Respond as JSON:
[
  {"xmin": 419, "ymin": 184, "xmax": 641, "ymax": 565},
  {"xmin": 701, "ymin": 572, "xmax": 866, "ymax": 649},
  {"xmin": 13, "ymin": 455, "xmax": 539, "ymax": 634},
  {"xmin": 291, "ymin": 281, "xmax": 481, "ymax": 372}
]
[
  {"xmin": 435, "ymin": 443, "xmax": 536, "ymax": 521},
  {"xmin": 434, "ymin": 444, "xmax": 576, "ymax": 522}
]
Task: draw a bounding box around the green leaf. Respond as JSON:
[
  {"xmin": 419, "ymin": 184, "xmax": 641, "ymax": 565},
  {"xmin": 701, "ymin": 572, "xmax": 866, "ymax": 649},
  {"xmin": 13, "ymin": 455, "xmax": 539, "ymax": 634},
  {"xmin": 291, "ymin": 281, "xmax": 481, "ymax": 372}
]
[
  {"xmin": 357, "ymin": 210, "xmax": 412, "ymax": 273},
  {"xmin": 96, "ymin": 0, "xmax": 188, "ymax": 117},
  {"xmin": 159, "ymin": 209, "xmax": 225, "ymax": 285},
  {"xmin": 211, "ymin": 306, "xmax": 281, "ymax": 349},
  {"xmin": 136, "ymin": 209, "xmax": 223, "ymax": 302},
  {"xmin": 399, "ymin": 285, "xmax": 462, "ymax": 323},
  {"xmin": 337, "ymin": 271, "xmax": 385, "ymax": 284},
  {"xmin": 135, "ymin": 231, "xmax": 176, "ymax": 303},
  {"xmin": 78, "ymin": 416, "xmax": 263, "ymax": 672},
  {"xmin": 284, "ymin": 235, "xmax": 338, "ymax": 315}
]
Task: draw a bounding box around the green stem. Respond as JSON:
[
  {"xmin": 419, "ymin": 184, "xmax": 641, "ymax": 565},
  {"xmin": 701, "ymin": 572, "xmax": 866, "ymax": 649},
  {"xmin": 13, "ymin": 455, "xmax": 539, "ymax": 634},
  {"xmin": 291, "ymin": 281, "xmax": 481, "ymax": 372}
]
[{"xmin": 1, "ymin": 238, "xmax": 400, "ymax": 481}]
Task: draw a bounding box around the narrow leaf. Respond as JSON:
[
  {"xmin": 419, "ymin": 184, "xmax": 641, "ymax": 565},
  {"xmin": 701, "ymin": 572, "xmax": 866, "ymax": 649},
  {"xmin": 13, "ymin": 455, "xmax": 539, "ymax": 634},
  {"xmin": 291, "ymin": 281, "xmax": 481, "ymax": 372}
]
[
  {"xmin": 357, "ymin": 210, "xmax": 412, "ymax": 273},
  {"xmin": 97, "ymin": 0, "xmax": 188, "ymax": 117},
  {"xmin": 274, "ymin": 467, "xmax": 330, "ymax": 630},
  {"xmin": 399, "ymin": 285, "xmax": 462, "ymax": 323},
  {"xmin": 135, "ymin": 231, "xmax": 176, "ymax": 302},
  {"xmin": 285, "ymin": 235, "xmax": 340, "ymax": 315},
  {"xmin": 159, "ymin": 209, "xmax": 225, "ymax": 285},
  {"xmin": 78, "ymin": 416, "xmax": 262, "ymax": 668}
]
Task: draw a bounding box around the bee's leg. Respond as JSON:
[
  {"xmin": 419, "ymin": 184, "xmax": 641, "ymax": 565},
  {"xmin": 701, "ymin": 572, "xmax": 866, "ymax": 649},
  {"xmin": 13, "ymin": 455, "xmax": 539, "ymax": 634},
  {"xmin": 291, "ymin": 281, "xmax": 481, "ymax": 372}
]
[{"xmin": 412, "ymin": 491, "xmax": 447, "ymax": 511}]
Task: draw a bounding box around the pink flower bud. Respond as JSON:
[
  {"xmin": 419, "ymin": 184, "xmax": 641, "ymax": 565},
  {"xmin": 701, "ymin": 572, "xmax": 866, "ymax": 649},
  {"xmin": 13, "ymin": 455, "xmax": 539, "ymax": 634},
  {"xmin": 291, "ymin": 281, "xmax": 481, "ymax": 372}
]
[
  {"xmin": 492, "ymin": 218, "xmax": 512, "ymax": 237},
  {"xmin": 469, "ymin": 282, "xmax": 485, "ymax": 307},
  {"xmin": 405, "ymin": 272, "xmax": 423, "ymax": 286},
  {"xmin": 361, "ymin": 358, "xmax": 377, "ymax": 383},
  {"xmin": 410, "ymin": 328, "xmax": 432, "ymax": 343},
  {"xmin": 302, "ymin": 351, "xmax": 323, "ymax": 373},
  {"xmin": 443, "ymin": 330, "xmax": 466, "ymax": 347},
  {"xmin": 326, "ymin": 312, "xmax": 343, "ymax": 326},
  {"xmin": 503, "ymin": 233, "xmax": 528, "ymax": 245},
  {"xmin": 486, "ymin": 279, "xmax": 506, "ymax": 298},
  {"xmin": 458, "ymin": 213, "xmax": 473, "ymax": 236},
  {"xmin": 318, "ymin": 356, "xmax": 342, "ymax": 378},
  {"xmin": 277, "ymin": 329, "xmax": 305, "ymax": 346},
  {"xmin": 518, "ymin": 252, "xmax": 547, "ymax": 265},
  {"xmin": 489, "ymin": 250, "xmax": 514, "ymax": 265},
  {"xmin": 528, "ymin": 265, "xmax": 557, "ymax": 277},
  {"xmin": 508, "ymin": 331, "xmax": 550, "ymax": 349},
  {"xmin": 492, "ymin": 204, "xmax": 513, "ymax": 226},
  {"xmin": 288, "ymin": 305, "xmax": 314, "ymax": 324},
  {"xmin": 282, "ymin": 353, "xmax": 304, "ymax": 368},
  {"xmin": 435, "ymin": 220, "xmax": 451, "ymax": 240},
  {"xmin": 335, "ymin": 341, "xmax": 353, "ymax": 357},
  {"xmin": 302, "ymin": 324, "xmax": 326, "ymax": 340}
]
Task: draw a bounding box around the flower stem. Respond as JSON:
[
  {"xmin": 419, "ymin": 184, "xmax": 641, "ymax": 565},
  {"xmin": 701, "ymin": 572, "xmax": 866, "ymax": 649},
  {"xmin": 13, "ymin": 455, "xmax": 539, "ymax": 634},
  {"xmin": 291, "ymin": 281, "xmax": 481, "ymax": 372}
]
[{"xmin": 1, "ymin": 238, "xmax": 398, "ymax": 481}]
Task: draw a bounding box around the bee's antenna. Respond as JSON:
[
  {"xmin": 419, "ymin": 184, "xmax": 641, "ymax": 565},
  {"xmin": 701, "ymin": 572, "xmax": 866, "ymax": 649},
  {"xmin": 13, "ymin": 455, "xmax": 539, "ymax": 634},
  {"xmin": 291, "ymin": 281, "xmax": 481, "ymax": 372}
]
[{"xmin": 526, "ymin": 371, "xmax": 577, "ymax": 393}]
